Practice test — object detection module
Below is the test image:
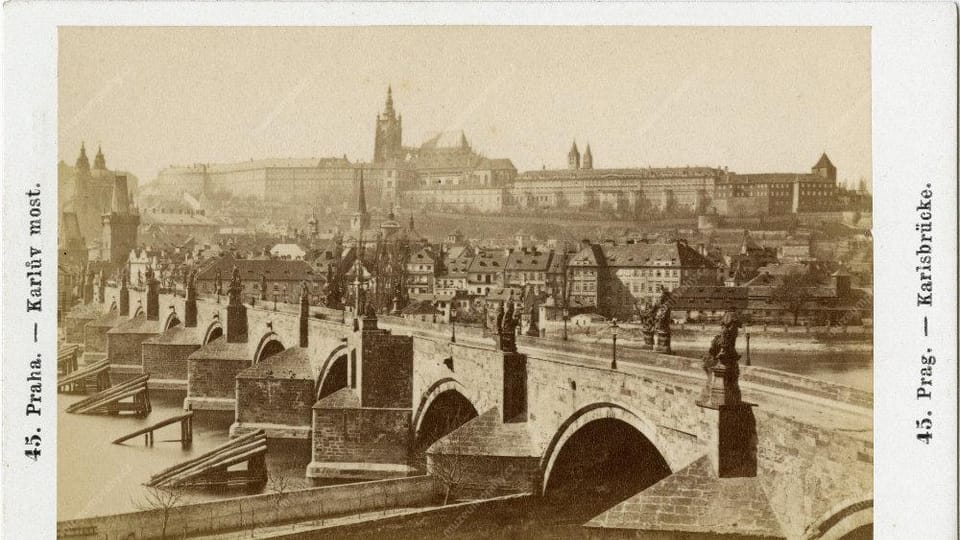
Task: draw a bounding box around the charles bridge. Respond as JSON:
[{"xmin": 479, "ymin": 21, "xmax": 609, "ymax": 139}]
[{"xmin": 59, "ymin": 274, "xmax": 872, "ymax": 539}]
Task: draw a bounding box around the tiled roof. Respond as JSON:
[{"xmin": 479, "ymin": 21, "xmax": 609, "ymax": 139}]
[
  {"xmin": 238, "ymin": 347, "xmax": 312, "ymax": 380},
  {"xmin": 195, "ymin": 255, "xmax": 317, "ymax": 282},
  {"xmin": 467, "ymin": 249, "xmax": 507, "ymax": 273},
  {"xmin": 517, "ymin": 166, "xmax": 723, "ymax": 181},
  {"xmin": 585, "ymin": 456, "xmax": 784, "ymax": 538},
  {"xmin": 505, "ymin": 250, "xmax": 552, "ymax": 272},
  {"xmin": 143, "ymin": 325, "xmax": 201, "ymax": 345},
  {"xmin": 427, "ymin": 408, "xmax": 539, "ymax": 457},
  {"xmin": 107, "ymin": 312, "xmax": 164, "ymax": 335},
  {"xmin": 314, "ymin": 387, "xmax": 360, "ymax": 409},
  {"xmin": 671, "ymin": 286, "xmax": 749, "ymax": 310},
  {"xmin": 187, "ymin": 336, "xmax": 251, "ymax": 361}
]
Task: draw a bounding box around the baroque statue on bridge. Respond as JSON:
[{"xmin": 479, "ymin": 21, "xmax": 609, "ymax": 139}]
[
  {"xmin": 495, "ymin": 298, "xmax": 522, "ymax": 352},
  {"xmin": 700, "ymin": 307, "xmax": 744, "ymax": 407},
  {"xmin": 227, "ymin": 266, "xmax": 242, "ymax": 305}
]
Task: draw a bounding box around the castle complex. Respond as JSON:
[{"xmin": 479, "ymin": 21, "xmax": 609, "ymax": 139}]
[{"xmin": 144, "ymin": 87, "xmax": 845, "ymax": 217}]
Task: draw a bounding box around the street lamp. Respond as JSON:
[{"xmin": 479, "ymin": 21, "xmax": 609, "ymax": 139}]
[
  {"xmin": 450, "ymin": 305, "xmax": 457, "ymax": 343},
  {"xmin": 562, "ymin": 306, "xmax": 570, "ymax": 341},
  {"xmin": 610, "ymin": 318, "xmax": 619, "ymax": 370},
  {"xmin": 272, "ymin": 283, "xmax": 279, "ymax": 311}
]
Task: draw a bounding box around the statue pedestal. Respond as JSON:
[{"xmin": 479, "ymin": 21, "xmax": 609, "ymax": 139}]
[
  {"xmin": 654, "ymin": 330, "xmax": 671, "ymax": 353},
  {"xmin": 698, "ymin": 359, "xmax": 741, "ymax": 408},
  {"xmin": 696, "ymin": 400, "xmax": 757, "ymax": 478}
]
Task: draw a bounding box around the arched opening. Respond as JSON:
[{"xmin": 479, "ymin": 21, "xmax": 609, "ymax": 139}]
[
  {"xmin": 316, "ymin": 354, "xmax": 348, "ymax": 400},
  {"xmin": 203, "ymin": 324, "xmax": 223, "ymax": 345},
  {"xmin": 414, "ymin": 389, "xmax": 479, "ymax": 455},
  {"xmin": 542, "ymin": 415, "xmax": 670, "ymax": 521},
  {"xmin": 255, "ymin": 338, "xmax": 284, "ymax": 364},
  {"xmin": 164, "ymin": 312, "xmax": 181, "ymax": 331},
  {"xmin": 839, "ymin": 524, "xmax": 872, "ymax": 540}
]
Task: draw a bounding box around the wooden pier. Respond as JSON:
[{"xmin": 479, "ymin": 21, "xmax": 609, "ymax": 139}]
[
  {"xmin": 57, "ymin": 358, "xmax": 111, "ymax": 394},
  {"xmin": 65, "ymin": 374, "xmax": 151, "ymax": 416},
  {"xmin": 112, "ymin": 409, "xmax": 194, "ymax": 447},
  {"xmin": 146, "ymin": 429, "xmax": 267, "ymax": 489}
]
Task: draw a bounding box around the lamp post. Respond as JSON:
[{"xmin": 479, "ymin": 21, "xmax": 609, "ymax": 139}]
[
  {"xmin": 450, "ymin": 306, "xmax": 457, "ymax": 343},
  {"xmin": 610, "ymin": 318, "xmax": 619, "ymax": 370},
  {"xmin": 272, "ymin": 283, "xmax": 279, "ymax": 311},
  {"xmin": 282, "ymin": 285, "xmax": 288, "ymax": 306},
  {"xmin": 562, "ymin": 307, "xmax": 569, "ymax": 341}
]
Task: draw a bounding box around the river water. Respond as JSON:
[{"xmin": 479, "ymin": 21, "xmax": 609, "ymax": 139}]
[
  {"xmin": 58, "ymin": 391, "xmax": 313, "ymax": 521},
  {"xmin": 59, "ymin": 349, "xmax": 871, "ymax": 521}
]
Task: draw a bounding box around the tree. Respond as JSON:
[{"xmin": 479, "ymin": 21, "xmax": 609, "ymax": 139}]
[
  {"xmin": 770, "ymin": 270, "xmax": 818, "ymax": 325},
  {"xmin": 267, "ymin": 473, "xmax": 292, "ymax": 522},
  {"xmin": 134, "ymin": 486, "xmax": 185, "ymax": 539}
]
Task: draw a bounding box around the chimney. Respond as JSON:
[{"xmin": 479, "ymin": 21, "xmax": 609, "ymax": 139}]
[
  {"xmin": 119, "ymin": 270, "xmax": 130, "ymax": 316},
  {"xmin": 226, "ymin": 266, "xmax": 248, "ymax": 343},
  {"xmin": 184, "ymin": 270, "xmax": 197, "ymax": 327},
  {"xmin": 299, "ymin": 282, "xmax": 310, "ymax": 348},
  {"xmin": 146, "ymin": 268, "xmax": 159, "ymax": 321}
]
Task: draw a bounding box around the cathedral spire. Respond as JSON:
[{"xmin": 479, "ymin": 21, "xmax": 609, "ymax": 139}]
[
  {"xmin": 351, "ymin": 167, "xmax": 370, "ymax": 233},
  {"xmin": 582, "ymin": 143, "xmax": 593, "ymax": 170},
  {"xmin": 568, "ymin": 140, "xmax": 581, "ymax": 170},
  {"xmin": 93, "ymin": 145, "xmax": 106, "ymax": 170},
  {"xmin": 76, "ymin": 142, "xmax": 90, "ymax": 173},
  {"xmin": 384, "ymin": 85, "xmax": 395, "ymax": 118}
]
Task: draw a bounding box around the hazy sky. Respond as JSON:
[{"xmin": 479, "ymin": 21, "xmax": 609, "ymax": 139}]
[{"xmin": 59, "ymin": 26, "xmax": 870, "ymax": 186}]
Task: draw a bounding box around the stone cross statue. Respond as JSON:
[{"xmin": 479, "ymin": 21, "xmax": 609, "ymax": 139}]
[{"xmin": 227, "ymin": 266, "xmax": 242, "ymax": 304}]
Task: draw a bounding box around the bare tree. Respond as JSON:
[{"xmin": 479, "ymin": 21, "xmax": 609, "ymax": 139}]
[
  {"xmin": 267, "ymin": 473, "xmax": 292, "ymax": 522},
  {"xmin": 770, "ymin": 269, "xmax": 818, "ymax": 325},
  {"xmin": 134, "ymin": 486, "xmax": 185, "ymax": 540}
]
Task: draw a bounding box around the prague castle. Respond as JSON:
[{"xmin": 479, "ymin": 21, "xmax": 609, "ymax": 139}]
[{"xmin": 145, "ymin": 87, "xmax": 844, "ymax": 217}]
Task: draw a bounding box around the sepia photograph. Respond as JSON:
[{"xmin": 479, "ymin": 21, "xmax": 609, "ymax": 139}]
[{"xmin": 51, "ymin": 25, "xmax": 877, "ymax": 539}]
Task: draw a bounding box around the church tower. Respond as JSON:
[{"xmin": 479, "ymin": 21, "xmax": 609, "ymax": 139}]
[
  {"xmin": 93, "ymin": 145, "xmax": 106, "ymax": 170},
  {"xmin": 582, "ymin": 144, "xmax": 593, "ymax": 170},
  {"xmin": 351, "ymin": 168, "xmax": 371, "ymax": 233},
  {"xmin": 373, "ymin": 86, "xmax": 403, "ymax": 163},
  {"xmin": 101, "ymin": 175, "xmax": 140, "ymax": 266},
  {"xmin": 811, "ymin": 153, "xmax": 837, "ymax": 183},
  {"xmin": 568, "ymin": 140, "xmax": 581, "ymax": 170}
]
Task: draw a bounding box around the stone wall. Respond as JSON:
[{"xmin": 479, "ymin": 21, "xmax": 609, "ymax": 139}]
[
  {"xmin": 312, "ymin": 407, "xmax": 412, "ymax": 465},
  {"xmin": 236, "ymin": 377, "xmax": 314, "ymax": 427},
  {"xmin": 83, "ymin": 324, "xmax": 111, "ymax": 353},
  {"xmin": 56, "ymin": 476, "xmax": 440, "ymax": 540},
  {"xmin": 141, "ymin": 342, "xmax": 198, "ymax": 381},
  {"xmin": 106, "ymin": 332, "xmax": 153, "ymax": 367},
  {"xmin": 359, "ymin": 331, "xmax": 413, "ymax": 408},
  {"xmin": 187, "ymin": 358, "xmax": 251, "ymax": 399},
  {"xmin": 755, "ymin": 410, "xmax": 872, "ymax": 539}
]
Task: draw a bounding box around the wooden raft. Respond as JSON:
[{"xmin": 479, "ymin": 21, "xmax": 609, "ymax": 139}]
[
  {"xmin": 113, "ymin": 410, "xmax": 194, "ymax": 447},
  {"xmin": 57, "ymin": 345, "xmax": 80, "ymax": 375},
  {"xmin": 146, "ymin": 430, "xmax": 268, "ymax": 489},
  {"xmin": 65, "ymin": 374, "xmax": 151, "ymax": 416},
  {"xmin": 57, "ymin": 358, "xmax": 111, "ymax": 394}
]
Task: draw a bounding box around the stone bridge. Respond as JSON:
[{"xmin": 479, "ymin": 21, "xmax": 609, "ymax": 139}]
[{"xmin": 63, "ymin": 280, "xmax": 872, "ymax": 539}]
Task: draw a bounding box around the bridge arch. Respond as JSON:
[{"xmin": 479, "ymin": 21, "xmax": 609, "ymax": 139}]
[
  {"xmin": 202, "ymin": 321, "xmax": 223, "ymax": 345},
  {"xmin": 803, "ymin": 498, "xmax": 873, "ymax": 540},
  {"xmin": 132, "ymin": 304, "xmax": 144, "ymax": 318},
  {"xmin": 163, "ymin": 311, "xmax": 181, "ymax": 331},
  {"xmin": 539, "ymin": 402, "xmax": 671, "ymax": 498},
  {"xmin": 316, "ymin": 344, "xmax": 349, "ymax": 400},
  {"xmin": 253, "ymin": 332, "xmax": 284, "ymax": 364},
  {"xmin": 411, "ymin": 378, "xmax": 479, "ymax": 454}
]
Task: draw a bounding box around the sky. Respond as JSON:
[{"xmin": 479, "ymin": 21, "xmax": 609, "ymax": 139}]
[{"xmin": 59, "ymin": 26, "xmax": 871, "ymax": 187}]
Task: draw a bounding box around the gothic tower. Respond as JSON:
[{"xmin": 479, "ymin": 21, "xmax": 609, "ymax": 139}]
[
  {"xmin": 373, "ymin": 86, "xmax": 403, "ymax": 163},
  {"xmin": 351, "ymin": 168, "xmax": 371, "ymax": 233},
  {"xmin": 568, "ymin": 140, "xmax": 581, "ymax": 170},
  {"xmin": 75, "ymin": 143, "xmax": 91, "ymax": 196},
  {"xmin": 582, "ymin": 144, "xmax": 593, "ymax": 170},
  {"xmin": 93, "ymin": 145, "xmax": 106, "ymax": 170},
  {"xmin": 101, "ymin": 175, "xmax": 140, "ymax": 266}
]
